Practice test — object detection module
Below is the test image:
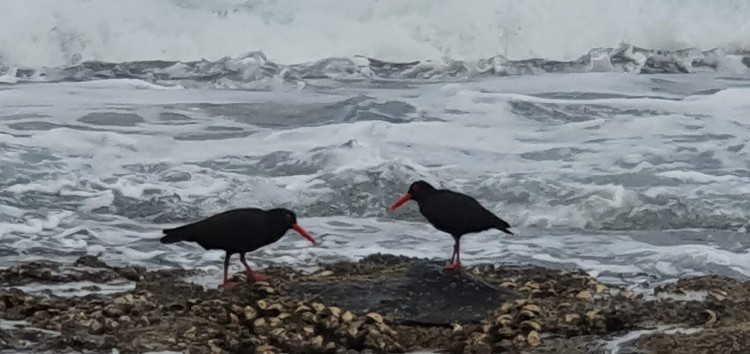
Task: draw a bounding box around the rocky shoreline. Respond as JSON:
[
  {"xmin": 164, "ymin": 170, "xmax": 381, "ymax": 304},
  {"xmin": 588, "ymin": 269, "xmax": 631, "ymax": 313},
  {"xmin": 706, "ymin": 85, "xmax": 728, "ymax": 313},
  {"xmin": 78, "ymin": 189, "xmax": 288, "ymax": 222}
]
[{"xmin": 1, "ymin": 255, "xmax": 749, "ymax": 354}]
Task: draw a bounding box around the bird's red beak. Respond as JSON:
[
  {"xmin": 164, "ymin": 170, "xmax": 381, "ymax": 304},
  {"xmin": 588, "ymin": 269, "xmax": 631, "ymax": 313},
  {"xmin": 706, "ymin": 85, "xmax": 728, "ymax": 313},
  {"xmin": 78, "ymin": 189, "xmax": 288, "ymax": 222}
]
[
  {"xmin": 292, "ymin": 224, "xmax": 316, "ymax": 245},
  {"xmin": 390, "ymin": 193, "xmax": 412, "ymax": 211}
]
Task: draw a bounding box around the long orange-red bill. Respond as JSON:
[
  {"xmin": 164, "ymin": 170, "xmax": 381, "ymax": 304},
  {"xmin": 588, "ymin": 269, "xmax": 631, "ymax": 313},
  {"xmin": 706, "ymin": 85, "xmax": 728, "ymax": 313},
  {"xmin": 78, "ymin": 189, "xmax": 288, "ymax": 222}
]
[
  {"xmin": 390, "ymin": 193, "xmax": 412, "ymax": 211},
  {"xmin": 292, "ymin": 224, "xmax": 316, "ymax": 245}
]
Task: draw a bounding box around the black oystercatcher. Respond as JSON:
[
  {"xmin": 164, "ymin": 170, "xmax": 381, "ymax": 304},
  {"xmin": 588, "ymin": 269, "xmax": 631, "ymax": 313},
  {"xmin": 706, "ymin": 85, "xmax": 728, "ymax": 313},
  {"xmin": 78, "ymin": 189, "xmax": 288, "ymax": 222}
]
[
  {"xmin": 160, "ymin": 208, "xmax": 316, "ymax": 289},
  {"xmin": 390, "ymin": 181, "xmax": 514, "ymax": 270}
]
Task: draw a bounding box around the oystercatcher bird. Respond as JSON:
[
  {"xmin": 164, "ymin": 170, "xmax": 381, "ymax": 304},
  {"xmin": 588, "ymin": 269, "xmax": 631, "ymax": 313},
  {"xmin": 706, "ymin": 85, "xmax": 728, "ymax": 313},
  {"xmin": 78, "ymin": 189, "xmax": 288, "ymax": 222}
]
[
  {"xmin": 160, "ymin": 208, "xmax": 316, "ymax": 289},
  {"xmin": 390, "ymin": 180, "xmax": 514, "ymax": 270}
]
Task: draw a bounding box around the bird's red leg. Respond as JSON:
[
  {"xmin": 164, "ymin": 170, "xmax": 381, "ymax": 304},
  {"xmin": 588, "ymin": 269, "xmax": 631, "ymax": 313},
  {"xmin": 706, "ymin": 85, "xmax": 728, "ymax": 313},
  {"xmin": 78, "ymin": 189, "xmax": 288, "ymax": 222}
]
[
  {"xmin": 444, "ymin": 238, "xmax": 462, "ymax": 271},
  {"xmin": 240, "ymin": 253, "xmax": 268, "ymax": 282},
  {"xmin": 454, "ymin": 240, "xmax": 462, "ymax": 269},
  {"xmin": 223, "ymin": 253, "xmax": 237, "ymax": 289}
]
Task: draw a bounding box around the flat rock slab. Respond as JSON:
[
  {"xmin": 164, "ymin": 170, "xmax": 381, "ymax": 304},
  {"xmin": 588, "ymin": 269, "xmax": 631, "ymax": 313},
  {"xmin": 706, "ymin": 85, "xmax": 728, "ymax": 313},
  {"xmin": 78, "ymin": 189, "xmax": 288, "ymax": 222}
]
[{"xmin": 290, "ymin": 259, "xmax": 519, "ymax": 325}]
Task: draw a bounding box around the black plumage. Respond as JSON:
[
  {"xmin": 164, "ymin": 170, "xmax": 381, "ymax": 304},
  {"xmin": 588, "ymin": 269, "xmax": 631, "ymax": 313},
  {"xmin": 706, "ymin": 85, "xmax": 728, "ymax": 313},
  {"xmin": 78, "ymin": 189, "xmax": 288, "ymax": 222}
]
[
  {"xmin": 161, "ymin": 208, "xmax": 316, "ymax": 288},
  {"xmin": 390, "ymin": 180, "xmax": 513, "ymax": 270}
]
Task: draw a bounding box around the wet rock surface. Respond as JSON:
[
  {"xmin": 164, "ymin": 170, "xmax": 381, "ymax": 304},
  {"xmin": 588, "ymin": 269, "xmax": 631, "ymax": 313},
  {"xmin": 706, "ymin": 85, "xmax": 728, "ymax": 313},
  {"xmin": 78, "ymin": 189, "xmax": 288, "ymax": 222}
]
[
  {"xmin": 1, "ymin": 255, "xmax": 750, "ymax": 353},
  {"xmin": 636, "ymin": 324, "xmax": 750, "ymax": 354},
  {"xmin": 0, "ymin": 255, "xmax": 201, "ymax": 286},
  {"xmin": 290, "ymin": 256, "xmax": 520, "ymax": 325}
]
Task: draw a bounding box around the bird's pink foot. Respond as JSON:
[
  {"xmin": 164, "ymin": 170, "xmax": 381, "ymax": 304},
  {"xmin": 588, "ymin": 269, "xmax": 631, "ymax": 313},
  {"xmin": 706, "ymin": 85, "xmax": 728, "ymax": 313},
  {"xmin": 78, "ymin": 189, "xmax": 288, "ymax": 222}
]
[
  {"xmin": 443, "ymin": 262, "xmax": 462, "ymax": 271},
  {"xmin": 246, "ymin": 271, "xmax": 269, "ymax": 282},
  {"xmin": 222, "ymin": 281, "xmax": 238, "ymax": 289}
]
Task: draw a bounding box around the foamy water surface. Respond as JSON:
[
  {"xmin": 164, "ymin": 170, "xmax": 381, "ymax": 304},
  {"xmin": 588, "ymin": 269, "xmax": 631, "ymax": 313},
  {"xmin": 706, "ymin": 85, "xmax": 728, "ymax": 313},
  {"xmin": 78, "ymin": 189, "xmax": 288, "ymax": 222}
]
[
  {"xmin": 1, "ymin": 72, "xmax": 750, "ymax": 293},
  {"xmin": 1, "ymin": 0, "xmax": 750, "ymax": 300}
]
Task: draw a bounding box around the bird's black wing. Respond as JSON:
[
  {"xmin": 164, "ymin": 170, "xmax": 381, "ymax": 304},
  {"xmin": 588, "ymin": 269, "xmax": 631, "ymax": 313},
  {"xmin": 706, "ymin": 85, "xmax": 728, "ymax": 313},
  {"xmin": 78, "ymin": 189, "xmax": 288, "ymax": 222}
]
[
  {"xmin": 162, "ymin": 208, "xmax": 266, "ymax": 249},
  {"xmin": 421, "ymin": 191, "xmax": 510, "ymax": 236}
]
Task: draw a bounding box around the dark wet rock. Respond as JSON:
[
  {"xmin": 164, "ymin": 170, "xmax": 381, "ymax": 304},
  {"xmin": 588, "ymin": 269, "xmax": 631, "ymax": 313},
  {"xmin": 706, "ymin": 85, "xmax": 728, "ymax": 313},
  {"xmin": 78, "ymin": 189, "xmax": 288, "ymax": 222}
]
[
  {"xmin": 74, "ymin": 255, "xmax": 110, "ymax": 269},
  {"xmin": 0, "ymin": 262, "xmax": 62, "ymax": 285},
  {"xmin": 0, "ymin": 256, "xmax": 200, "ymax": 287},
  {"xmin": 636, "ymin": 325, "xmax": 750, "ymax": 354},
  {"xmin": 655, "ymin": 275, "xmax": 750, "ymax": 302},
  {"xmin": 292, "ymin": 257, "xmax": 520, "ymax": 325}
]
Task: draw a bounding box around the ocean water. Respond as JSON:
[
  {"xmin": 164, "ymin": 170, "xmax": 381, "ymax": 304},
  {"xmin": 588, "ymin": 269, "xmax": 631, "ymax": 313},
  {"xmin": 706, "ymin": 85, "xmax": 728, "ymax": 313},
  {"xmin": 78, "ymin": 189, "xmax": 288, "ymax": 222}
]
[{"xmin": 1, "ymin": 0, "xmax": 750, "ymax": 297}]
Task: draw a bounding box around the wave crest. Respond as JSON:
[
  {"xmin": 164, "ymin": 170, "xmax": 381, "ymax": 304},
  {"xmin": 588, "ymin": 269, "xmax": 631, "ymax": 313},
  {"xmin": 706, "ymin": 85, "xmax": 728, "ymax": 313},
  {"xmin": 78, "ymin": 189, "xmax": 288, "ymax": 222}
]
[{"xmin": 3, "ymin": 44, "xmax": 749, "ymax": 89}]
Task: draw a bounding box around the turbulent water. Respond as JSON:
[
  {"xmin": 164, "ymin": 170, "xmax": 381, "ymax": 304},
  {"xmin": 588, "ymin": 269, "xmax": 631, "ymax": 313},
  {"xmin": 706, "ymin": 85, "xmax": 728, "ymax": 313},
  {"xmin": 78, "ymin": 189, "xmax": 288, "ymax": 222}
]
[{"xmin": 1, "ymin": 0, "xmax": 750, "ymax": 295}]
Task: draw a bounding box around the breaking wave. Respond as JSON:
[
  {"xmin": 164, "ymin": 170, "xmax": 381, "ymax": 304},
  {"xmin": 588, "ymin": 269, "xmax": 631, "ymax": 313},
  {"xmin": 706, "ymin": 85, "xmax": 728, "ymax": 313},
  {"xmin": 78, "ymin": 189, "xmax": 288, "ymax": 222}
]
[{"xmin": 2, "ymin": 45, "xmax": 749, "ymax": 88}]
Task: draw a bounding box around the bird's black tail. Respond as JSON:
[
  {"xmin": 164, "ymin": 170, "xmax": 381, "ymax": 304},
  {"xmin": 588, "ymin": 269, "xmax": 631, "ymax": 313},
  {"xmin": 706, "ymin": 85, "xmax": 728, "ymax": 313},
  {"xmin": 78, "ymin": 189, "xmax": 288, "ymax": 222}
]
[
  {"xmin": 160, "ymin": 228, "xmax": 186, "ymax": 244},
  {"xmin": 494, "ymin": 218, "xmax": 515, "ymax": 235}
]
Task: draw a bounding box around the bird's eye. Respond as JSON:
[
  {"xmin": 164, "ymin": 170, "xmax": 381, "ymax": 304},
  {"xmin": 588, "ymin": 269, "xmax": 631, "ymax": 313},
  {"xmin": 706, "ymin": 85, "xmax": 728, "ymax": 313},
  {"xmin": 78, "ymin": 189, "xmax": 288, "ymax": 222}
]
[
  {"xmin": 413, "ymin": 184, "xmax": 420, "ymax": 191},
  {"xmin": 285, "ymin": 214, "xmax": 292, "ymax": 221}
]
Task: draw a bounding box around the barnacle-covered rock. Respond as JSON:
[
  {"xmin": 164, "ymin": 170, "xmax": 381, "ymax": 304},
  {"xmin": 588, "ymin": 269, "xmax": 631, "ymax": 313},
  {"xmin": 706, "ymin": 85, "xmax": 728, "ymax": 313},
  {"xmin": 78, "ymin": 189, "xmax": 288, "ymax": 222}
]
[{"xmin": 4, "ymin": 254, "xmax": 750, "ymax": 354}]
